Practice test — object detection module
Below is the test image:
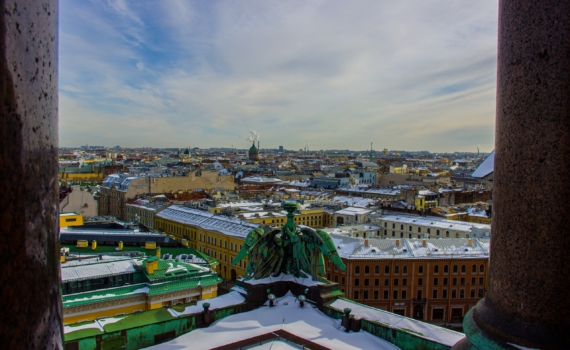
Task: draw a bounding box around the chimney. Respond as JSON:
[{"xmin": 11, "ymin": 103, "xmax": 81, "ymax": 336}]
[
  {"xmin": 156, "ymin": 246, "xmax": 161, "ymax": 258},
  {"xmin": 395, "ymin": 240, "xmax": 401, "ymax": 247},
  {"xmin": 118, "ymin": 241, "xmax": 123, "ymax": 250},
  {"xmin": 422, "ymin": 239, "xmax": 427, "ymax": 247},
  {"xmin": 91, "ymin": 240, "xmax": 97, "ymax": 250},
  {"xmin": 468, "ymin": 239, "xmax": 474, "ymax": 247},
  {"xmin": 364, "ymin": 239, "xmax": 369, "ymax": 247},
  {"xmin": 145, "ymin": 257, "xmax": 158, "ymax": 274},
  {"xmin": 202, "ymin": 302, "xmax": 211, "ymax": 325}
]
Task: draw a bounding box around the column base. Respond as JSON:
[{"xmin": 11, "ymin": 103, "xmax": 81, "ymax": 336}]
[{"xmin": 454, "ymin": 298, "xmax": 559, "ymax": 350}]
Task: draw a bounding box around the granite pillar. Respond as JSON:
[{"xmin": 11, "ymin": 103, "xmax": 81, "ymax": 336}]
[
  {"xmin": 457, "ymin": 1, "xmax": 570, "ymax": 349},
  {"xmin": 0, "ymin": 0, "xmax": 62, "ymax": 348}
]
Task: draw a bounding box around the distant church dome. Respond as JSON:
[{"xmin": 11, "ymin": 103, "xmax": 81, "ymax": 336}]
[{"xmin": 249, "ymin": 142, "xmax": 259, "ymax": 161}]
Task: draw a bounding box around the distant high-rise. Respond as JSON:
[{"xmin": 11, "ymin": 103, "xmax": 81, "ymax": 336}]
[{"xmin": 279, "ymin": 145, "xmax": 284, "ymax": 152}]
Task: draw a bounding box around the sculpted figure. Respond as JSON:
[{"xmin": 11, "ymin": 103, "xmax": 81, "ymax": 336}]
[{"xmin": 232, "ymin": 202, "xmax": 346, "ymax": 280}]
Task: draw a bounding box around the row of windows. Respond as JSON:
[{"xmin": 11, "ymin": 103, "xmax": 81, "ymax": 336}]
[
  {"xmin": 344, "ymin": 276, "xmax": 485, "ymax": 287},
  {"xmin": 352, "ymin": 288, "xmax": 485, "ymax": 300},
  {"xmin": 350, "ymin": 264, "xmax": 485, "ymax": 275}
]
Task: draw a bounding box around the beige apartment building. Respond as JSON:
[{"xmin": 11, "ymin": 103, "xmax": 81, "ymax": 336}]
[{"xmin": 97, "ymin": 170, "xmax": 235, "ymax": 220}]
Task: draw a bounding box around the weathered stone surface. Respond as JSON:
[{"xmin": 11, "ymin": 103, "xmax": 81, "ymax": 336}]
[
  {"xmin": 460, "ymin": 1, "xmax": 570, "ymax": 349},
  {"xmin": 0, "ymin": 0, "xmax": 62, "ymax": 348}
]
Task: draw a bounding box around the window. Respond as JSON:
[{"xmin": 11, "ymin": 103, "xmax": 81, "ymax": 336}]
[
  {"xmin": 432, "ymin": 308, "xmax": 444, "ymax": 320},
  {"xmin": 434, "ymin": 265, "xmax": 439, "ymax": 274},
  {"xmin": 444, "ymin": 265, "xmax": 449, "ymax": 273},
  {"xmin": 470, "ymin": 289, "xmax": 476, "ymax": 298},
  {"xmin": 374, "ymin": 278, "xmax": 379, "ymax": 286},
  {"xmin": 472, "ymin": 265, "xmax": 477, "ymax": 273},
  {"xmin": 427, "ymin": 228, "xmax": 431, "ymax": 234},
  {"xmin": 452, "ymin": 308, "xmax": 463, "ymax": 318},
  {"xmin": 402, "ymin": 278, "xmax": 407, "ymax": 286},
  {"xmin": 394, "ymin": 265, "xmax": 399, "ymax": 274},
  {"xmin": 375, "ymin": 265, "xmax": 380, "ymax": 274},
  {"xmin": 436, "ymin": 229, "xmax": 440, "ymax": 236},
  {"xmin": 355, "ymin": 279, "xmax": 360, "ymax": 287},
  {"xmin": 453, "ymin": 265, "xmax": 458, "ymax": 273},
  {"xmin": 452, "ymin": 289, "xmax": 457, "ymax": 298},
  {"xmin": 401, "ymin": 290, "xmax": 407, "ymax": 299},
  {"xmin": 392, "ymin": 223, "xmax": 395, "ymax": 228},
  {"xmin": 354, "ymin": 291, "xmax": 359, "ymax": 299},
  {"xmin": 384, "ymin": 291, "xmax": 389, "ymax": 299},
  {"xmin": 401, "ymin": 224, "xmax": 404, "ymax": 230},
  {"xmin": 461, "ymin": 265, "xmax": 466, "ymax": 273},
  {"xmin": 434, "ymin": 278, "xmax": 439, "ymax": 286},
  {"xmin": 384, "ymin": 279, "xmax": 389, "ymax": 286},
  {"xmin": 385, "ymin": 266, "xmax": 390, "ymax": 274},
  {"xmin": 334, "ymin": 275, "xmax": 338, "ymax": 282},
  {"xmin": 480, "ymin": 264, "xmax": 485, "ymax": 273},
  {"xmin": 433, "ymin": 290, "xmax": 438, "ymax": 298},
  {"xmin": 443, "ymin": 289, "xmax": 448, "ymax": 298},
  {"xmin": 472, "ymin": 277, "xmax": 476, "ymax": 285},
  {"xmin": 418, "ymin": 227, "xmax": 421, "ymax": 232},
  {"xmin": 374, "ymin": 290, "xmax": 379, "ymax": 299},
  {"xmin": 446, "ymin": 231, "xmax": 450, "ymax": 237},
  {"xmin": 418, "ymin": 278, "xmax": 423, "ymax": 286},
  {"xmin": 342, "ymin": 277, "xmax": 345, "ymax": 285},
  {"xmin": 409, "ymin": 226, "xmax": 412, "ymax": 231},
  {"xmin": 479, "ymin": 277, "xmax": 484, "ymax": 285},
  {"xmin": 461, "ymin": 278, "xmax": 465, "ymax": 286},
  {"xmin": 453, "ymin": 278, "xmax": 457, "ymax": 286},
  {"xmin": 355, "ymin": 266, "xmax": 360, "ymax": 274},
  {"xmin": 460, "ymin": 289, "xmax": 465, "ymax": 298},
  {"xmin": 384, "ymin": 222, "xmax": 387, "ymax": 227},
  {"xmin": 364, "ymin": 265, "xmax": 370, "ymax": 274},
  {"xmin": 394, "ymin": 278, "xmax": 399, "ymax": 286},
  {"xmin": 363, "ymin": 290, "xmax": 369, "ymax": 299},
  {"xmin": 419, "ymin": 265, "xmax": 424, "ymax": 274},
  {"xmin": 403, "ymin": 265, "xmax": 408, "ymax": 274},
  {"xmin": 417, "ymin": 290, "xmax": 423, "ymax": 299},
  {"xmin": 364, "ymin": 279, "xmax": 369, "ymax": 287},
  {"xmin": 393, "ymin": 290, "xmax": 398, "ymax": 299},
  {"xmin": 478, "ymin": 288, "xmax": 484, "ymax": 297}
]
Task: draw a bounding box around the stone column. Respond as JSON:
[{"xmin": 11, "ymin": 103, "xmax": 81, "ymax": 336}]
[
  {"xmin": 0, "ymin": 0, "xmax": 62, "ymax": 348},
  {"xmin": 458, "ymin": 1, "xmax": 570, "ymax": 349}
]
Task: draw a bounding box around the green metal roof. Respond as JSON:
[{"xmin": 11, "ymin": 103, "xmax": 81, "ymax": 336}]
[
  {"xmin": 101, "ymin": 308, "xmax": 177, "ymax": 333},
  {"xmin": 64, "ymin": 322, "xmax": 104, "ymax": 341},
  {"xmin": 62, "ymin": 244, "xmax": 219, "ymax": 267},
  {"xmin": 63, "ymin": 283, "xmax": 148, "ymax": 307}
]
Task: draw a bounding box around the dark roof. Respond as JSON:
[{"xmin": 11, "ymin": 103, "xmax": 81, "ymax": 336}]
[{"xmin": 60, "ymin": 231, "xmax": 175, "ymax": 244}]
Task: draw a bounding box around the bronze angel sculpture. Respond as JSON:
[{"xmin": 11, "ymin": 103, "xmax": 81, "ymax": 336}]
[{"xmin": 232, "ymin": 202, "xmax": 346, "ymax": 280}]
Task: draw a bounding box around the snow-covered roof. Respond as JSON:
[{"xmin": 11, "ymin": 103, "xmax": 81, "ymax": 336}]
[
  {"xmin": 335, "ymin": 207, "xmax": 372, "ymax": 216},
  {"xmin": 61, "ymin": 258, "xmax": 137, "ymax": 282},
  {"xmin": 329, "ymin": 299, "xmax": 465, "ymax": 347},
  {"xmin": 330, "ymin": 235, "xmax": 489, "ymax": 259},
  {"xmin": 332, "ymin": 195, "xmax": 375, "ymax": 208},
  {"xmin": 147, "ymin": 293, "xmax": 398, "ymax": 350},
  {"xmin": 379, "ymin": 215, "xmax": 490, "ymax": 232},
  {"xmin": 156, "ymin": 205, "xmax": 259, "ymax": 238},
  {"xmin": 240, "ymin": 176, "xmax": 283, "ymax": 184},
  {"xmin": 338, "ymin": 187, "xmax": 400, "ymax": 196},
  {"xmin": 471, "ymin": 151, "xmax": 494, "ymax": 178}
]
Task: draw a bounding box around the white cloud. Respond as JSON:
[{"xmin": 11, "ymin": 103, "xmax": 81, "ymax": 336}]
[{"xmin": 59, "ymin": 0, "xmax": 498, "ymax": 152}]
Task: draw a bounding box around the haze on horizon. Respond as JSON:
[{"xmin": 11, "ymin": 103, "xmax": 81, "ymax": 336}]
[{"xmin": 59, "ymin": 0, "xmax": 498, "ymax": 153}]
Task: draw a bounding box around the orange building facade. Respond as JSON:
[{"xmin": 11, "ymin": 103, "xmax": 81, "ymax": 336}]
[{"xmin": 325, "ymin": 254, "xmax": 488, "ymax": 325}]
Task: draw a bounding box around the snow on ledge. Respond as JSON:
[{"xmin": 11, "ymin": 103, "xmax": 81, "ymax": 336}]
[
  {"xmin": 239, "ymin": 273, "xmax": 325, "ymax": 287},
  {"xmin": 168, "ymin": 291, "xmax": 245, "ymax": 317},
  {"xmin": 330, "ymin": 299, "xmax": 465, "ymax": 347}
]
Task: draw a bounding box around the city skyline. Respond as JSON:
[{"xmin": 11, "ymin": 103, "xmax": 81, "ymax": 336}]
[{"xmin": 60, "ymin": 0, "xmax": 498, "ymax": 152}]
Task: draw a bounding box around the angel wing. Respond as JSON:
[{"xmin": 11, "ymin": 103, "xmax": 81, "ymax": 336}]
[
  {"xmin": 232, "ymin": 227, "xmax": 284, "ymax": 279},
  {"xmin": 299, "ymin": 227, "xmax": 346, "ymax": 278}
]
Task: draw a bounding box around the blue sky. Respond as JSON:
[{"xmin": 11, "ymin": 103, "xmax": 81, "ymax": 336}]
[{"xmin": 59, "ymin": 0, "xmax": 498, "ymax": 152}]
